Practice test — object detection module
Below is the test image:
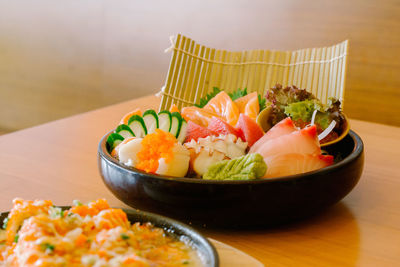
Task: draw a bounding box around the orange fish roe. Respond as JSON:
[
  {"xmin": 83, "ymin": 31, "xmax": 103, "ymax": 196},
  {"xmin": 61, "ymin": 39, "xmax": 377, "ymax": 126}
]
[{"xmin": 136, "ymin": 129, "xmax": 177, "ymax": 173}]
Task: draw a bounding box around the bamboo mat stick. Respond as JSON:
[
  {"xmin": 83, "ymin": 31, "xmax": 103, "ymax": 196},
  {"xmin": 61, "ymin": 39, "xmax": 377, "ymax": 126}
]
[
  {"xmin": 260, "ymin": 50, "xmax": 270, "ymax": 93},
  {"xmin": 306, "ymin": 48, "xmax": 316, "ymax": 92},
  {"xmin": 160, "ymin": 35, "xmax": 181, "ymax": 111},
  {"xmin": 177, "ymin": 38, "xmax": 195, "ymax": 109},
  {"xmin": 247, "ymin": 50, "xmax": 258, "ymax": 92},
  {"xmin": 330, "ymin": 44, "xmax": 339, "ymax": 101},
  {"xmin": 253, "ymin": 50, "xmax": 263, "ymax": 95},
  {"xmin": 231, "ymin": 51, "xmax": 242, "ymax": 92},
  {"xmin": 340, "ymin": 40, "xmax": 349, "ymax": 108},
  {"xmin": 282, "ymin": 51, "xmax": 291, "ymax": 88},
  {"xmin": 186, "ymin": 43, "xmax": 201, "ymax": 108},
  {"xmin": 264, "ymin": 51, "xmax": 274, "ymax": 91}
]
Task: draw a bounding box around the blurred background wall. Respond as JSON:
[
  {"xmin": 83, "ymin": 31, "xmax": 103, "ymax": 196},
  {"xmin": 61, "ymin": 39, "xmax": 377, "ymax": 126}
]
[{"xmin": 0, "ymin": 0, "xmax": 399, "ymax": 133}]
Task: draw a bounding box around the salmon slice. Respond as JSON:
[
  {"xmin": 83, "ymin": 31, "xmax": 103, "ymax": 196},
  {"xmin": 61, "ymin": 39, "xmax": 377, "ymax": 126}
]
[
  {"xmin": 119, "ymin": 109, "xmax": 142, "ymax": 125},
  {"xmin": 234, "ymin": 92, "xmax": 259, "ymax": 120},
  {"xmin": 181, "ymin": 106, "xmax": 223, "ymax": 127},
  {"xmin": 169, "ymin": 104, "xmax": 180, "ymax": 113},
  {"xmin": 262, "ymin": 153, "xmax": 334, "ymax": 178},
  {"xmin": 204, "ymin": 91, "xmax": 240, "ymax": 126},
  {"xmin": 250, "ymin": 117, "xmax": 297, "ymax": 153},
  {"xmin": 254, "ymin": 125, "xmax": 321, "ymax": 159}
]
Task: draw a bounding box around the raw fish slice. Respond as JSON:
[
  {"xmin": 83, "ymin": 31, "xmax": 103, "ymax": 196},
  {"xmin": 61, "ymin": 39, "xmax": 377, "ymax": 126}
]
[
  {"xmin": 204, "ymin": 91, "xmax": 240, "ymax": 126},
  {"xmin": 250, "ymin": 117, "xmax": 297, "ymax": 153},
  {"xmin": 185, "ymin": 121, "xmax": 218, "ymax": 142},
  {"xmin": 208, "ymin": 116, "xmax": 240, "ymax": 137},
  {"xmin": 255, "ymin": 125, "xmax": 321, "ymax": 158},
  {"xmin": 234, "ymin": 92, "xmax": 259, "ymax": 120},
  {"xmin": 262, "ymin": 153, "xmax": 334, "ymax": 178},
  {"xmin": 235, "ymin": 113, "xmax": 264, "ymax": 146},
  {"xmin": 244, "ymin": 96, "xmax": 260, "ymax": 120},
  {"xmin": 181, "ymin": 106, "xmax": 222, "ymax": 127}
]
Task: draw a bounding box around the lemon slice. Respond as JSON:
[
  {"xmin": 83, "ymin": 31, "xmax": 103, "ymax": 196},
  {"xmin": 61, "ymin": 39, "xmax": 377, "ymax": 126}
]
[{"xmin": 256, "ymin": 106, "xmax": 273, "ymax": 132}]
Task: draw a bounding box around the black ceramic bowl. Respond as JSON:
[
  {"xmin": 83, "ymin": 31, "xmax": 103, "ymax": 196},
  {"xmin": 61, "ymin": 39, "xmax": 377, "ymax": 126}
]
[
  {"xmin": 0, "ymin": 208, "xmax": 218, "ymax": 267},
  {"xmin": 98, "ymin": 130, "xmax": 364, "ymax": 228}
]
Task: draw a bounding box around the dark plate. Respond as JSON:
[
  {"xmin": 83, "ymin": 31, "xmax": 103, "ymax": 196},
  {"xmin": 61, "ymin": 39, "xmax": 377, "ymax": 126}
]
[
  {"xmin": 98, "ymin": 130, "xmax": 364, "ymax": 228},
  {"xmin": 0, "ymin": 207, "xmax": 218, "ymax": 267}
]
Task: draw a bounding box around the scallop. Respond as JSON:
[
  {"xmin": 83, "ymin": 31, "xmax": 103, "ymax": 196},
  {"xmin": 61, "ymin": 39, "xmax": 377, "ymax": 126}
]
[
  {"xmin": 118, "ymin": 138, "xmax": 143, "ymax": 167},
  {"xmin": 156, "ymin": 143, "xmax": 190, "ymax": 177}
]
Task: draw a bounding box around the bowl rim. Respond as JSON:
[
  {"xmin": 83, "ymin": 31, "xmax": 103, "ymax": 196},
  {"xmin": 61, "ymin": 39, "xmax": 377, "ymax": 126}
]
[
  {"xmin": 98, "ymin": 129, "xmax": 363, "ymax": 184},
  {"xmin": 0, "ymin": 206, "xmax": 219, "ymax": 267}
]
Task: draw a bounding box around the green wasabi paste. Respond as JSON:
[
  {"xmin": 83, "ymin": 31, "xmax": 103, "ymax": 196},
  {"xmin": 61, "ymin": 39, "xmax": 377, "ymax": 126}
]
[{"xmin": 203, "ymin": 153, "xmax": 267, "ymax": 180}]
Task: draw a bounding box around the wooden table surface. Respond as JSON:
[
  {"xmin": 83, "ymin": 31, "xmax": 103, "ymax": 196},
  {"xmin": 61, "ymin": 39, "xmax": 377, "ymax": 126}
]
[{"xmin": 1, "ymin": 95, "xmax": 400, "ymax": 266}]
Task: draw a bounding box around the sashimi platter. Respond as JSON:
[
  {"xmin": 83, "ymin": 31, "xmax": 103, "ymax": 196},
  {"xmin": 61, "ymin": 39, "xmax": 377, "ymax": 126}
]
[
  {"xmin": 105, "ymin": 84, "xmax": 349, "ymax": 180},
  {"xmin": 98, "ymin": 36, "xmax": 363, "ymax": 226}
]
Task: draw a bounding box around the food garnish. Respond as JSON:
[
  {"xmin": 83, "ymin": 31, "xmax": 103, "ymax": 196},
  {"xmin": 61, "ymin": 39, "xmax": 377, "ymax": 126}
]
[
  {"xmin": 116, "ymin": 129, "xmax": 190, "ymax": 177},
  {"xmin": 107, "ymin": 109, "xmax": 188, "ymax": 153},
  {"xmin": 203, "ymin": 153, "xmax": 267, "ymax": 180},
  {"xmin": 263, "ymin": 84, "xmax": 346, "ymax": 144}
]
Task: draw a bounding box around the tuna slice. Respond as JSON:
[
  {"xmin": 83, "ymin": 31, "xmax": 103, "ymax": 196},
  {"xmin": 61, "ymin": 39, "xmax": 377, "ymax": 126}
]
[
  {"xmin": 185, "ymin": 121, "xmax": 217, "ymax": 142},
  {"xmin": 250, "ymin": 117, "xmax": 297, "ymax": 153},
  {"xmin": 263, "ymin": 153, "xmax": 334, "ymax": 178},
  {"xmin": 235, "ymin": 113, "xmax": 264, "ymax": 147},
  {"xmin": 207, "ymin": 116, "xmax": 239, "ymax": 137}
]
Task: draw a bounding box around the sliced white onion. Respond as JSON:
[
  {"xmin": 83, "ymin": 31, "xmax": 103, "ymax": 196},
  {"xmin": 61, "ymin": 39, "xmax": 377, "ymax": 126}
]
[
  {"xmin": 318, "ymin": 120, "xmax": 337, "ymax": 140},
  {"xmin": 310, "ymin": 109, "xmax": 318, "ymax": 125}
]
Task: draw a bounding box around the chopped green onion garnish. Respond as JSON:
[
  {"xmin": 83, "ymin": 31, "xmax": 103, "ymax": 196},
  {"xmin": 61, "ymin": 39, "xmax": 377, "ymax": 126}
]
[
  {"xmin": 49, "ymin": 206, "xmax": 64, "ymax": 219},
  {"xmin": 40, "ymin": 243, "xmax": 55, "ymax": 254},
  {"xmin": 120, "ymin": 233, "xmax": 130, "ymax": 240}
]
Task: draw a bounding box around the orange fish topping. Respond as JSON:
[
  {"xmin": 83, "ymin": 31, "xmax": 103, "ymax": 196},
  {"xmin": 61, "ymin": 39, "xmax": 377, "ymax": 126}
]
[
  {"xmin": 136, "ymin": 129, "xmax": 177, "ymax": 173},
  {"xmin": 119, "ymin": 108, "xmax": 142, "ymax": 125}
]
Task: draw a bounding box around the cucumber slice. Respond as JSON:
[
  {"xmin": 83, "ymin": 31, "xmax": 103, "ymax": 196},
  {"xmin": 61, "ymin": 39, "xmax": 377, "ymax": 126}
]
[
  {"xmin": 177, "ymin": 120, "xmax": 187, "ymax": 143},
  {"xmin": 170, "ymin": 112, "xmax": 183, "ymax": 138},
  {"xmin": 142, "ymin": 110, "xmax": 159, "ymax": 134},
  {"xmin": 128, "ymin": 115, "xmax": 147, "ymax": 138},
  {"xmin": 106, "ymin": 133, "xmax": 124, "ymax": 152},
  {"xmin": 158, "ymin": 110, "xmax": 172, "ymax": 132},
  {"xmin": 115, "ymin": 124, "xmax": 135, "ymax": 139}
]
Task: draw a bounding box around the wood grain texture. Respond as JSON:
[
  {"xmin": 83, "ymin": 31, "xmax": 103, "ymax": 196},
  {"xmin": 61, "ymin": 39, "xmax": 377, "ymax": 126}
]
[
  {"xmin": 0, "ymin": 95, "xmax": 399, "ymax": 266},
  {"xmin": 0, "ymin": 0, "xmax": 400, "ymax": 132},
  {"xmin": 210, "ymin": 239, "xmax": 263, "ymax": 267}
]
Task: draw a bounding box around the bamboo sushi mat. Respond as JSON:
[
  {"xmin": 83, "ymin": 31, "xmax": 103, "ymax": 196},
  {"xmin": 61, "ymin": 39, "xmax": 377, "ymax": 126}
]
[{"xmin": 159, "ymin": 34, "xmax": 348, "ymax": 111}]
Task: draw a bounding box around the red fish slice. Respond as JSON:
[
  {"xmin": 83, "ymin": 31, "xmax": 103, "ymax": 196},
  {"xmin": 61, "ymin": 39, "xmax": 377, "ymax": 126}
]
[
  {"xmin": 207, "ymin": 116, "xmax": 240, "ymax": 137},
  {"xmin": 262, "ymin": 153, "xmax": 334, "ymax": 178},
  {"xmin": 254, "ymin": 125, "xmax": 321, "ymax": 159},
  {"xmin": 235, "ymin": 113, "xmax": 264, "ymax": 146},
  {"xmin": 185, "ymin": 121, "xmax": 218, "ymax": 142},
  {"xmin": 250, "ymin": 117, "xmax": 297, "ymax": 153}
]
